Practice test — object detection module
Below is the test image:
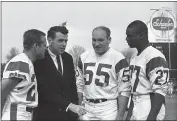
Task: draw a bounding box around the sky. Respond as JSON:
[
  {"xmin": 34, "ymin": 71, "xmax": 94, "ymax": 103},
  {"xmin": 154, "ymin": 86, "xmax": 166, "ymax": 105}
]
[{"xmin": 1, "ymin": 2, "xmax": 177, "ymax": 62}]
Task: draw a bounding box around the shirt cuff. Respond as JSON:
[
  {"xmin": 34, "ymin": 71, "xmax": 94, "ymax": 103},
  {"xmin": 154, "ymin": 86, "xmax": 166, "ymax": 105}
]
[{"xmin": 66, "ymin": 103, "xmax": 72, "ymax": 112}]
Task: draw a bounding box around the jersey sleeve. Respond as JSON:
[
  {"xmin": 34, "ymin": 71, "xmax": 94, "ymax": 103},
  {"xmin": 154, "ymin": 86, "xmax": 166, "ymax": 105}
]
[
  {"xmin": 115, "ymin": 58, "xmax": 131, "ymax": 97},
  {"xmin": 76, "ymin": 57, "xmax": 85, "ymax": 93},
  {"xmin": 146, "ymin": 57, "xmax": 169, "ymax": 96},
  {"xmin": 3, "ymin": 61, "xmax": 30, "ymax": 81}
]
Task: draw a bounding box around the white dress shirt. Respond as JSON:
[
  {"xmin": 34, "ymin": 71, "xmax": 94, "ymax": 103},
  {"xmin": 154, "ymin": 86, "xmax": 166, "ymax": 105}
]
[{"xmin": 48, "ymin": 48, "xmax": 63, "ymax": 74}]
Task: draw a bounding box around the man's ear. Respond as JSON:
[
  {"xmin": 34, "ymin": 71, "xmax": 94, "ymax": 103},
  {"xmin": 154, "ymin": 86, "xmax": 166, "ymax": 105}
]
[
  {"xmin": 33, "ymin": 43, "xmax": 38, "ymax": 50},
  {"xmin": 108, "ymin": 37, "xmax": 111, "ymax": 44},
  {"xmin": 48, "ymin": 37, "xmax": 52, "ymax": 45},
  {"xmin": 139, "ymin": 32, "xmax": 145, "ymax": 40}
]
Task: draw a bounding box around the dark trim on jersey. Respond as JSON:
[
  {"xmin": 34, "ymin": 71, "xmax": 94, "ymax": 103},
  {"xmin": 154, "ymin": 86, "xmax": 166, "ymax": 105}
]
[
  {"xmin": 115, "ymin": 58, "xmax": 128, "ymax": 74},
  {"xmin": 146, "ymin": 57, "xmax": 168, "ymax": 80},
  {"xmin": 10, "ymin": 103, "xmax": 17, "ymax": 120},
  {"xmin": 6, "ymin": 61, "xmax": 29, "ymax": 73},
  {"xmin": 78, "ymin": 57, "xmax": 83, "ymax": 70},
  {"xmin": 132, "ymin": 66, "xmax": 141, "ymax": 92}
]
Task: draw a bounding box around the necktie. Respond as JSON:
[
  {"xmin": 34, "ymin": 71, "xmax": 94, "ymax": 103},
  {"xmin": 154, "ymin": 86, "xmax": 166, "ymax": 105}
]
[{"xmin": 56, "ymin": 55, "xmax": 62, "ymax": 74}]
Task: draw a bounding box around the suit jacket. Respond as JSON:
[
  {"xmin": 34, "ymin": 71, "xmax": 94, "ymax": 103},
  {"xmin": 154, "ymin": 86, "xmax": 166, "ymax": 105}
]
[{"xmin": 33, "ymin": 50, "xmax": 78, "ymax": 120}]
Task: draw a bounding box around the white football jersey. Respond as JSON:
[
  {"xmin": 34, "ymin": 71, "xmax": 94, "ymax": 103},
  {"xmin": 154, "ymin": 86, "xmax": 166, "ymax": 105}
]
[
  {"xmin": 77, "ymin": 48, "xmax": 131, "ymax": 99},
  {"xmin": 129, "ymin": 46, "xmax": 169, "ymax": 96},
  {"xmin": 2, "ymin": 53, "xmax": 38, "ymax": 111}
]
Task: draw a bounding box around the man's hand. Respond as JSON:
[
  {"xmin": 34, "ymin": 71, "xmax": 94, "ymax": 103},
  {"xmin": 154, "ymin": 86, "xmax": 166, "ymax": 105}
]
[{"xmin": 68, "ymin": 103, "xmax": 88, "ymax": 116}]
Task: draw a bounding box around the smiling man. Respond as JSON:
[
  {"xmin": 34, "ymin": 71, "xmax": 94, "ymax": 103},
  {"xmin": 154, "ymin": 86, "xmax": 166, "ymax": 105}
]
[{"xmin": 76, "ymin": 26, "xmax": 131, "ymax": 120}]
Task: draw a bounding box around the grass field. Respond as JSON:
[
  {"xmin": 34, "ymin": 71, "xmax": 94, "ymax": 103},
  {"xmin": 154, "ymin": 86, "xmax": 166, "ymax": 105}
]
[{"xmin": 164, "ymin": 93, "xmax": 177, "ymax": 120}]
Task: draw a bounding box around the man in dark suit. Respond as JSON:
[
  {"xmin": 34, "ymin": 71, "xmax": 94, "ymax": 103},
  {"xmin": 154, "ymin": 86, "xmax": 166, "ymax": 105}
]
[{"xmin": 33, "ymin": 25, "xmax": 87, "ymax": 120}]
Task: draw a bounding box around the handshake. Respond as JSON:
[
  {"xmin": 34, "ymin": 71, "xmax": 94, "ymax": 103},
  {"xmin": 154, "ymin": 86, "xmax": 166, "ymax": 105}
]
[{"xmin": 68, "ymin": 103, "xmax": 88, "ymax": 117}]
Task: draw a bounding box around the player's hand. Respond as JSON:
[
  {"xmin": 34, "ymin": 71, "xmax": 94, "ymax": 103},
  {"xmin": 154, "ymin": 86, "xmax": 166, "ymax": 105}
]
[{"xmin": 68, "ymin": 103, "xmax": 88, "ymax": 116}]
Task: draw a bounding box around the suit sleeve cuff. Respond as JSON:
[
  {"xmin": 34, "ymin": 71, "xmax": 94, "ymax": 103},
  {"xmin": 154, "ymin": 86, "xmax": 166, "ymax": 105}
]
[{"xmin": 66, "ymin": 103, "xmax": 72, "ymax": 112}]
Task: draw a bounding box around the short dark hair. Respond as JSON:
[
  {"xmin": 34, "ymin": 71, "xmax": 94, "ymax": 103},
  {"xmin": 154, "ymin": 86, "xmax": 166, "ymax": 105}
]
[
  {"xmin": 47, "ymin": 26, "xmax": 69, "ymax": 39},
  {"xmin": 23, "ymin": 29, "xmax": 46, "ymax": 50},
  {"xmin": 92, "ymin": 26, "xmax": 111, "ymax": 38},
  {"xmin": 127, "ymin": 20, "xmax": 148, "ymax": 35}
]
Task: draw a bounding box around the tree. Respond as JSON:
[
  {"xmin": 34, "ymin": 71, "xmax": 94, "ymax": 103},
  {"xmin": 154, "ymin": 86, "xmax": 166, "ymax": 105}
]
[
  {"xmin": 1, "ymin": 63, "xmax": 6, "ymax": 79},
  {"xmin": 6, "ymin": 47, "xmax": 19, "ymax": 62},
  {"xmin": 1, "ymin": 47, "xmax": 19, "ymax": 79},
  {"xmin": 121, "ymin": 48, "xmax": 136, "ymax": 64},
  {"xmin": 68, "ymin": 45, "xmax": 85, "ymax": 68}
]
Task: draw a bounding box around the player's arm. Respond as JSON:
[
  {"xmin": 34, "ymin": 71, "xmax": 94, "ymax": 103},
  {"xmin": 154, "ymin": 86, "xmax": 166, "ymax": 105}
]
[
  {"xmin": 116, "ymin": 59, "xmax": 131, "ymax": 120},
  {"xmin": 1, "ymin": 77, "xmax": 22, "ymax": 112},
  {"xmin": 146, "ymin": 57, "xmax": 169, "ymax": 120},
  {"xmin": 147, "ymin": 93, "xmax": 165, "ymax": 120},
  {"xmin": 117, "ymin": 70, "xmax": 131, "ymax": 120},
  {"xmin": 1, "ymin": 61, "xmax": 28, "ymax": 113},
  {"xmin": 117, "ymin": 95, "xmax": 129, "ymax": 120},
  {"xmin": 76, "ymin": 57, "xmax": 85, "ymax": 105}
]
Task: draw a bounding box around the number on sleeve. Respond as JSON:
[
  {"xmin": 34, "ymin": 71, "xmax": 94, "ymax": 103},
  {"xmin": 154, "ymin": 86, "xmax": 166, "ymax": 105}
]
[
  {"xmin": 155, "ymin": 69, "xmax": 169, "ymax": 85},
  {"xmin": 122, "ymin": 68, "xmax": 130, "ymax": 82}
]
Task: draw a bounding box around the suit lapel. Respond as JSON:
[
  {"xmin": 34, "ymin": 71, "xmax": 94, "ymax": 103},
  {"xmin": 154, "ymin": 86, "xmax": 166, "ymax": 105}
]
[{"xmin": 45, "ymin": 50, "xmax": 63, "ymax": 77}]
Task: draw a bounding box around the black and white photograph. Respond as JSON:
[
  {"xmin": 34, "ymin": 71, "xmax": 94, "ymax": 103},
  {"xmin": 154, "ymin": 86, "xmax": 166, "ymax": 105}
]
[{"xmin": 1, "ymin": 1, "xmax": 177, "ymax": 120}]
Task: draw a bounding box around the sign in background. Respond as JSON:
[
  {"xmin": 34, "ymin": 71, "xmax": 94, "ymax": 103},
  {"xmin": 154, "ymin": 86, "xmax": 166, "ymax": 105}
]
[{"xmin": 148, "ymin": 8, "xmax": 176, "ymax": 43}]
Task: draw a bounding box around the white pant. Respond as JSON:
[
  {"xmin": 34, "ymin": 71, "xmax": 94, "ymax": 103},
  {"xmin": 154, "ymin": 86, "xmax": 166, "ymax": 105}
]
[
  {"xmin": 80, "ymin": 99, "xmax": 118, "ymax": 120},
  {"xmin": 2, "ymin": 111, "xmax": 32, "ymax": 120},
  {"xmin": 130, "ymin": 95, "xmax": 165, "ymax": 120},
  {"xmin": 2, "ymin": 103, "xmax": 33, "ymax": 120}
]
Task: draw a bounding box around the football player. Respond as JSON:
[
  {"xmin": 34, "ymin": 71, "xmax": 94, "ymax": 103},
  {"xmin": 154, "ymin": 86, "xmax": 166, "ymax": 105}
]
[
  {"xmin": 125, "ymin": 20, "xmax": 169, "ymax": 120},
  {"xmin": 76, "ymin": 26, "xmax": 131, "ymax": 120},
  {"xmin": 168, "ymin": 81, "xmax": 174, "ymax": 97},
  {"xmin": 1, "ymin": 29, "xmax": 47, "ymax": 120}
]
